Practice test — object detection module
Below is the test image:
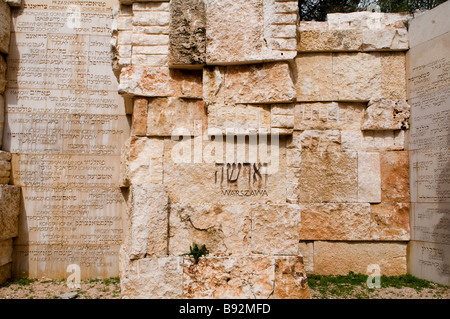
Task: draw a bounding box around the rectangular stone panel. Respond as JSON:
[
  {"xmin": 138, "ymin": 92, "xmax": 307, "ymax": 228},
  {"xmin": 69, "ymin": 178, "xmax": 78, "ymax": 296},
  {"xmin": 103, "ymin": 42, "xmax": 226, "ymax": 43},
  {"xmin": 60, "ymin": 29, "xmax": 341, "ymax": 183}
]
[
  {"xmin": 0, "ymin": 184, "xmax": 21, "ymax": 241},
  {"xmin": 358, "ymin": 152, "xmax": 381, "ymax": 203},
  {"xmin": 411, "ymin": 203, "xmax": 450, "ymax": 245}
]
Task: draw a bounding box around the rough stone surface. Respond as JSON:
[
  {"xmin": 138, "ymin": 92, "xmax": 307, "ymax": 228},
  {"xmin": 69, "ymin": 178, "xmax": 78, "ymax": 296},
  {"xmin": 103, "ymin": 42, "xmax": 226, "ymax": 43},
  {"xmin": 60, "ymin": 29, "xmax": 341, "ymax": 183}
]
[
  {"xmin": 380, "ymin": 151, "xmax": 410, "ymax": 202},
  {"xmin": 327, "ymin": 12, "xmax": 410, "ymax": 30},
  {"xmin": 341, "ymin": 130, "xmax": 406, "ymax": 151},
  {"xmin": 358, "ymin": 152, "xmax": 381, "ymax": 203},
  {"xmin": 294, "ymin": 102, "xmax": 365, "ymax": 130},
  {"xmin": 370, "ymin": 202, "xmax": 410, "ymax": 241},
  {"xmin": 132, "ymin": 98, "xmax": 148, "ymax": 136},
  {"xmin": 0, "ymin": 0, "xmax": 10, "ymax": 54},
  {"xmin": 127, "ymin": 184, "xmax": 169, "ymax": 259},
  {"xmin": 297, "ymin": 241, "xmax": 314, "ymax": 274},
  {"xmin": 361, "ymin": 29, "xmax": 409, "ymax": 51},
  {"xmin": 0, "ymin": 239, "xmax": 13, "ymax": 266},
  {"xmin": 0, "ymin": 185, "xmax": 21, "ymax": 241},
  {"xmin": 298, "ymin": 30, "xmax": 363, "ymax": 52},
  {"xmin": 298, "ymin": 151, "xmax": 358, "ymax": 202},
  {"xmin": 273, "ymin": 256, "xmax": 310, "ymax": 299},
  {"xmin": 297, "ymin": 130, "xmax": 341, "ymax": 152},
  {"xmin": 0, "ymin": 263, "xmax": 11, "ymax": 285},
  {"xmin": 314, "ymin": 241, "xmax": 407, "ymax": 276},
  {"xmin": 169, "ymin": 0, "xmax": 206, "ymax": 67},
  {"xmin": 120, "ymin": 256, "xmax": 184, "ymax": 299},
  {"xmin": 381, "ymin": 52, "xmax": 407, "ymax": 100},
  {"xmin": 362, "ymin": 99, "xmax": 411, "ymax": 130},
  {"xmin": 5, "ymin": 0, "xmax": 22, "ymax": 7},
  {"xmin": 0, "ymin": 55, "xmax": 6, "ymax": 94},
  {"xmin": 147, "ymin": 97, "xmax": 206, "ymax": 136}
]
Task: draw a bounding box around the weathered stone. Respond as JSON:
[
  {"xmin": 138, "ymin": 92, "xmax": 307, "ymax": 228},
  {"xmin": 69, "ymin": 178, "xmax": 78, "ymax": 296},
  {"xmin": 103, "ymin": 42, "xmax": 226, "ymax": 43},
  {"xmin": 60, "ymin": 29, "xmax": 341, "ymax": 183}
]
[
  {"xmin": 132, "ymin": 11, "xmax": 170, "ymax": 27},
  {"xmin": 314, "ymin": 241, "xmax": 407, "ymax": 276},
  {"xmin": 271, "ymin": 104, "xmax": 295, "ymax": 130},
  {"xmin": 294, "ymin": 102, "xmax": 365, "ymax": 130},
  {"xmin": 362, "ymin": 99, "xmax": 410, "ymax": 130},
  {"xmin": 224, "ymin": 62, "xmax": 296, "ymax": 104},
  {"xmin": 362, "ymin": 29, "xmax": 409, "ymax": 51},
  {"xmin": 132, "ymin": 98, "xmax": 148, "ymax": 136},
  {"xmin": 370, "ymin": 202, "xmax": 410, "ymax": 240},
  {"xmin": 298, "ymin": 151, "xmax": 358, "ymax": 202},
  {"xmin": 0, "ymin": 239, "xmax": 13, "ymax": 266},
  {"xmin": 297, "ymin": 130, "xmax": 341, "ymax": 152},
  {"xmin": 327, "ymin": 12, "xmax": 410, "ymax": 30},
  {"xmin": 119, "ymin": 66, "xmax": 202, "ymax": 98},
  {"xmin": 125, "ymin": 137, "xmax": 164, "ymax": 185},
  {"xmin": 0, "ymin": 185, "xmax": 21, "ymax": 241},
  {"xmin": 380, "ymin": 151, "xmax": 410, "ymax": 202},
  {"xmin": 298, "ymin": 30, "xmax": 363, "ymax": 52},
  {"xmin": 358, "ymin": 152, "xmax": 381, "ymax": 203},
  {"xmin": 0, "ymin": 0, "xmax": 10, "ymax": 54},
  {"xmin": 120, "ymin": 256, "xmax": 184, "ymax": 299},
  {"xmin": 298, "ymin": 241, "xmax": 314, "ymax": 274},
  {"xmin": 0, "ymin": 263, "xmax": 10, "ymax": 285},
  {"xmin": 169, "ymin": 204, "xmax": 251, "ymax": 256},
  {"xmin": 333, "ymin": 52, "xmax": 382, "ymax": 101},
  {"xmin": 0, "ymin": 55, "xmax": 6, "ymax": 94},
  {"xmin": 341, "ymin": 130, "xmax": 406, "ymax": 151},
  {"xmin": 203, "ymin": 66, "xmax": 226, "ymax": 106},
  {"xmin": 273, "ymin": 256, "xmax": 310, "ymax": 299},
  {"xmin": 127, "ymin": 184, "xmax": 169, "ymax": 259},
  {"xmin": 381, "ymin": 52, "xmax": 407, "ymax": 100},
  {"xmin": 5, "ymin": 0, "xmax": 22, "ymax": 7},
  {"xmin": 295, "ymin": 54, "xmax": 335, "ymax": 101},
  {"xmin": 169, "ymin": 0, "xmax": 206, "ymax": 67},
  {"xmin": 251, "ymin": 204, "xmax": 300, "ymax": 255}
]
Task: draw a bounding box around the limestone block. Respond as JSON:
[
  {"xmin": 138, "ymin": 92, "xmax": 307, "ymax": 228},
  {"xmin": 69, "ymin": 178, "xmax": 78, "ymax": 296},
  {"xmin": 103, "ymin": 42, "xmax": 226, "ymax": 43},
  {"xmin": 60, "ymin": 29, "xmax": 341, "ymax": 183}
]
[
  {"xmin": 224, "ymin": 62, "xmax": 297, "ymax": 104},
  {"xmin": 362, "ymin": 29, "xmax": 409, "ymax": 51},
  {"xmin": 5, "ymin": 0, "xmax": 22, "ymax": 7},
  {"xmin": 203, "ymin": 66, "xmax": 226, "ymax": 106},
  {"xmin": 381, "ymin": 52, "xmax": 406, "ymax": 100},
  {"xmin": 126, "ymin": 137, "xmax": 164, "ymax": 185},
  {"xmin": 341, "ymin": 130, "xmax": 405, "ymax": 151},
  {"xmin": 120, "ymin": 257, "xmax": 183, "ymax": 299},
  {"xmin": 298, "ymin": 130, "xmax": 341, "ymax": 152},
  {"xmin": 205, "ymin": 0, "xmax": 298, "ymax": 65},
  {"xmin": 333, "ymin": 52, "xmax": 382, "ymax": 101},
  {"xmin": 0, "ymin": 151, "xmax": 11, "ymax": 161},
  {"xmin": 168, "ymin": 204, "xmax": 251, "ymax": 256},
  {"xmin": 208, "ymin": 103, "xmax": 270, "ymax": 135},
  {"xmin": 294, "ymin": 102, "xmax": 365, "ymax": 130},
  {"xmin": 314, "ymin": 241, "xmax": 407, "ymax": 276},
  {"xmin": 0, "ymin": 95, "xmax": 4, "ymax": 148},
  {"xmin": 128, "ymin": 184, "xmax": 169, "ymax": 259},
  {"xmin": 132, "ymin": 11, "xmax": 170, "ymax": 27},
  {"xmin": 370, "ymin": 203, "xmax": 410, "ymax": 241},
  {"xmin": 298, "ymin": 151, "xmax": 358, "ymax": 203},
  {"xmin": 298, "ymin": 30, "xmax": 363, "ymax": 52},
  {"xmin": 0, "ymin": 263, "xmax": 11, "ymax": 285},
  {"xmin": 132, "ymin": 98, "xmax": 148, "ymax": 136},
  {"xmin": 298, "ymin": 241, "xmax": 314, "ymax": 274},
  {"xmin": 0, "ymin": 160, "xmax": 11, "ymax": 178},
  {"xmin": 327, "ymin": 12, "xmax": 410, "ymax": 30},
  {"xmin": 0, "ymin": 239, "xmax": 12, "ymax": 266},
  {"xmin": 119, "ymin": 66, "xmax": 202, "ymax": 98},
  {"xmin": 132, "ymin": 2, "xmax": 170, "ymax": 11},
  {"xmin": 147, "ymin": 97, "xmax": 206, "ymax": 136},
  {"xmin": 169, "ymin": 0, "xmax": 206, "ymax": 67},
  {"xmin": 271, "ymin": 104, "xmax": 295, "ymax": 130},
  {"xmin": 380, "ymin": 151, "xmax": 410, "ymax": 202},
  {"xmin": 117, "ymin": 16, "xmax": 132, "ymax": 31},
  {"xmin": 362, "ymin": 99, "xmax": 410, "ymax": 130},
  {"xmin": 131, "ymin": 54, "xmax": 168, "ymax": 67},
  {"xmin": 358, "ymin": 152, "xmax": 381, "ymax": 203},
  {"xmin": 272, "ymin": 256, "xmax": 310, "ymax": 299},
  {"xmin": 0, "ymin": 185, "xmax": 21, "ymax": 241},
  {"xmin": 295, "ymin": 53, "xmax": 335, "ymax": 101},
  {"xmin": 0, "ymin": 0, "xmax": 10, "ymax": 54},
  {"xmin": 251, "ymin": 204, "xmax": 300, "ymax": 255},
  {"xmin": 0, "ymin": 55, "xmax": 6, "ymax": 94}
]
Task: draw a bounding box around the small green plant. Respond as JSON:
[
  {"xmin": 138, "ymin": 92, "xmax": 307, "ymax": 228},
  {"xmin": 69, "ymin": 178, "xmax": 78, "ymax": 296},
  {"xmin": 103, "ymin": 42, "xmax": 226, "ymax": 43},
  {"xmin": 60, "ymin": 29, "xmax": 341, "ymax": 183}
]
[{"xmin": 183, "ymin": 243, "xmax": 209, "ymax": 264}]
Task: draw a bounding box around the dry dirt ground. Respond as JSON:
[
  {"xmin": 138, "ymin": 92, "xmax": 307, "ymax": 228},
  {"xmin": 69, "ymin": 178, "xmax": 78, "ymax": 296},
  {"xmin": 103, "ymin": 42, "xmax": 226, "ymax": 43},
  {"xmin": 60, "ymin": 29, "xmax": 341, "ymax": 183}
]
[{"xmin": 0, "ymin": 274, "xmax": 448, "ymax": 299}]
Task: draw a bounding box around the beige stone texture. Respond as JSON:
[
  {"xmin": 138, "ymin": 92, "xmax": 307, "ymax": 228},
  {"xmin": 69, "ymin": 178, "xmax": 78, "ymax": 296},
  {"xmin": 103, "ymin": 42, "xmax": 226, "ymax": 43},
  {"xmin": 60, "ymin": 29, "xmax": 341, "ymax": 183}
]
[
  {"xmin": 333, "ymin": 52, "xmax": 382, "ymax": 101},
  {"xmin": 203, "ymin": 66, "xmax": 226, "ymax": 106},
  {"xmin": 341, "ymin": 130, "xmax": 406, "ymax": 151},
  {"xmin": 327, "ymin": 12, "xmax": 410, "ymax": 30},
  {"xmin": 381, "ymin": 52, "xmax": 407, "ymax": 100},
  {"xmin": 119, "ymin": 66, "xmax": 202, "ymax": 98},
  {"xmin": 314, "ymin": 241, "xmax": 407, "ymax": 276},
  {"xmin": 362, "ymin": 99, "xmax": 410, "ymax": 130},
  {"xmin": 120, "ymin": 256, "xmax": 184, "ymax": 299},
  {"xmin": 370, "ymin": 202, "xmax": 410, "ymax": 241},
  {"xmin": 273, "ymin": 256, "xmax": 310, "ymax": 299},
  {"xmin": 298, "ymin": 151, "xmax": 358, "ymax": 202},
  {"xmin": 125, "ymin": 137, "xmax": 164, "ymax": 185},
  {"xmin": 0, "ymin": 239, "xmax": 12, "ymax": 266},
  {"xmin": 380, "ymin": 151, "xmax": 410, "ymax": 202},
  {"xmin": 147, "ymin": 97, "xmax": 206, "ymax": 136},
  {"xmin": 127, "ymin": 184, "xmax": 169, "ymax": 260},
  {"xmin": 169, "ymin": 204, "xmax": 251, "ymax": 256},
  {"xmin": 294, "ymin": 102, "xmax": 365, "ymax": 130},
  {"xmin": 361, "ymin": 29, "xmax": 409, "ymax": 51},
  {"xmin": 5, "ymin": 0, "xmax": 22, "ymax": 7},
  {"xmin": 132, "ymin": 98, "xmax": 148, "ymax": 136},
  {"xmin": 295, "ymin": 53, "xmax": 335, "ymax": 101},
  {"xmin": 0, "ymin": 55, "xmax": 6, "ymax": 94},
  {"xmin": 0, "ymin": 0, "xmax": 10, "ymax": 54},
  {"xmin": 0, "ymin": 185, "xmax": 21, "ymax": 241},
  {"xmin": 251, "ymin": 204, "xmax": 300, "ymax": 255},
  {"xmin": 297, "ymin": 130, "xmax": 341, "ymax": 152},
  {"xmin": 298, "ymin": 241, "xmax": 314, "ymax": 274},
  {"xmin": 207, "ymin": 104, "xmax": 271, "ymax": 135},
  {"xmin": 358, "ymin": 152, "xmax": 381, "ymax": 203},
  {"xmin": 0, "ymin": 263, "xmax": 11, "ymax": 285},
  {"xmin": 271, "ymin": 104, "xmax": 295, "ymax": 130},
  {"xmin": 298, "ymin": 30, "xmax": 363, "ymax": 52},
  {"xmin": 224, "ymin": 62, "xmax": 297, "ymax": 104}
]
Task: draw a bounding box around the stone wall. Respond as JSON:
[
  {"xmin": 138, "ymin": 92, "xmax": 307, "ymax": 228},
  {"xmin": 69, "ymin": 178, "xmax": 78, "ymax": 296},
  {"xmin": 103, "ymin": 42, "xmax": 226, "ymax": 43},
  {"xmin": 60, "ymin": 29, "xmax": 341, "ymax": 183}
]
[
  {"xmin": 114, "ymin": 1, "xmax": 413, "ymax": 298},
  {"xmin": 0, "ymin": 0, "xmax": 21, "ymax": 285},
  {"xmin": 407, "ymin": 1, "xmax": 450, "ymax": 286}
]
